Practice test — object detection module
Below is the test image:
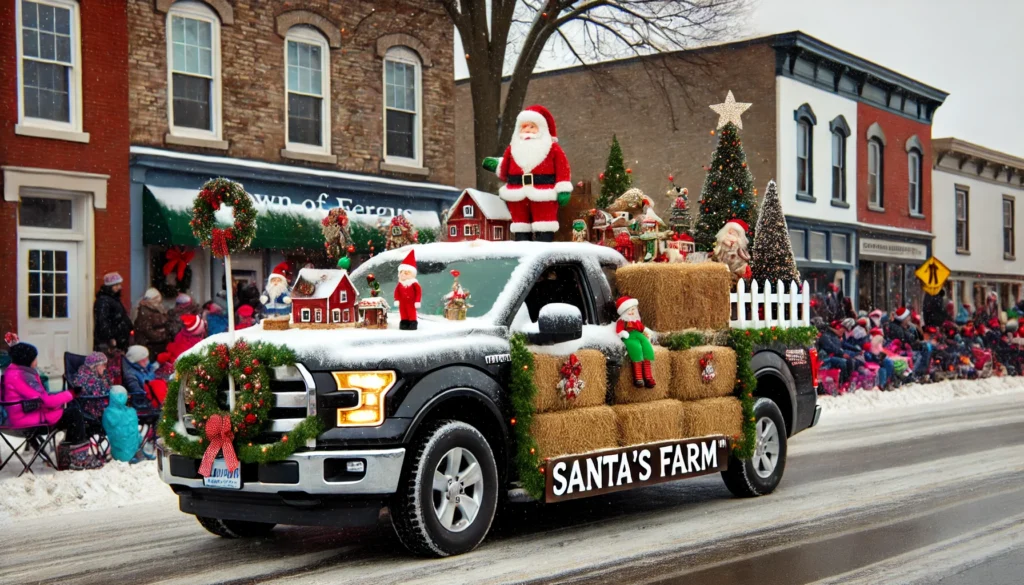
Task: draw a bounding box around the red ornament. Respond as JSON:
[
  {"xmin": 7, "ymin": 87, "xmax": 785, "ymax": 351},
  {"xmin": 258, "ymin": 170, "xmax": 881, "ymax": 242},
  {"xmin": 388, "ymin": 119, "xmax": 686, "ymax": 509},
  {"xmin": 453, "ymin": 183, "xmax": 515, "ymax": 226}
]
[
  {"xmin": 668, "ymin": 174, "xmax": 674, "ymax": 182},
  {"xmin": 451, "ymin": 269, "xmax": 461, "ymax": 278},
  {"xmin": 626, "ymin": 168, "xmax": 632, "ymax": 174},
  {"xmin": 282, "ymin": 435, "xmax": 288, "ymax": 443},
  {"xmin": 245, "ymin": 413, "xmax": 257, "ymax": 424},
  {"xmin": 244, "ymin": 366, "xmax": 252, "ymax": 375},
  {"xmin": 599, "ymin": 172, "xmax": 605, "ymax": 181},
  {"xmin": 244, "ymin": 383, "xmax": 252, "ymax": 390},
  {"xmin": 347, "ymin": 244, "xmax": 356, "ymax": 254},
  {"xmin": 234, "ymin": 358, "xmax": 241, "ymax": 366}
]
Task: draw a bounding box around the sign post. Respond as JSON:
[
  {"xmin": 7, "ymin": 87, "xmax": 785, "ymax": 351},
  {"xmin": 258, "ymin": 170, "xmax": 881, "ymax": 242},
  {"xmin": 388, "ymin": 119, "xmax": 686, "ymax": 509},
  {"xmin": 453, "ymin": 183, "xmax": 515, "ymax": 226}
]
[{"xmin": 915, "ymin": 256, "xmax": 950, "ymax": 296}]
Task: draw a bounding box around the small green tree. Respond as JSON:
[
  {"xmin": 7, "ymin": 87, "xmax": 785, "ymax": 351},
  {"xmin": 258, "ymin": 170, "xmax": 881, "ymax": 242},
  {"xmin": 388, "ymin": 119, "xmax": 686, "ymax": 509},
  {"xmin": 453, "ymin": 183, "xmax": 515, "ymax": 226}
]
[
  {"xmin": 668, "ymin": 186, "xmax": 692, "ymax": 235},
  {"xmin": 751, "ymin": 180, "xmax": 800, "ymax": 284},
  {"xmin": 598, "ymin": 135, "xmax": 631, "ymax": 209},
  {"xmin": 693, "ymin": 122, "xmax": 757, "ymax": 251}
]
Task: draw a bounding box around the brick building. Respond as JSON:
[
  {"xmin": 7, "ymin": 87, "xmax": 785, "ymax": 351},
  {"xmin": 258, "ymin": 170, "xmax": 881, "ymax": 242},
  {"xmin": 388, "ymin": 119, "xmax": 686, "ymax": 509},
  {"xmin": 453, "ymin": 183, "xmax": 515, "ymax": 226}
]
[
  {"xmin": 455, "ymin": 32, "xmax": 947, "ymax": 309},
  {"xmin": 127, "ymin": 0, "xmax": 459, "ymax": 301},
  {"xmin": 1, "ymin": 0, "xmax": 130, "ymax": 377}
]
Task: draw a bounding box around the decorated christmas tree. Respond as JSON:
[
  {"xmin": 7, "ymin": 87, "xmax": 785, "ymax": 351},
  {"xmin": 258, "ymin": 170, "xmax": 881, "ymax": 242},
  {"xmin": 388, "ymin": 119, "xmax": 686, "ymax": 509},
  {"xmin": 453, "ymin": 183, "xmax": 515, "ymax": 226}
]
[
  {"xmin": 597, "ymin": 135, "xmax": 631, "ymax": 209},
  {"xmin": 751, "ymin": 180, "xmax": 800, "ymax": 284},
  {"xmin": 693, "ymin": 122, "xmax": 757, "ymax": 251}
]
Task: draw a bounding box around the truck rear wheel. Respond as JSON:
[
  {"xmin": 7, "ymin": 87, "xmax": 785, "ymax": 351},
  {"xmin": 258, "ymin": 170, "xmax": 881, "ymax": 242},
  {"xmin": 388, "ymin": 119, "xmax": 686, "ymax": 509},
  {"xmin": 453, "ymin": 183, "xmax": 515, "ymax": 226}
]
[
  {"xmin": 391, "ymin": 420, "xmax": 499, "ymax": 557},
  {"xmin": 721, "ymin": 397, "xmax": 788, "ymax": 498},
  {"xmin": 196, "ymin": 516, "xmax": 276, "ymax": 538}
]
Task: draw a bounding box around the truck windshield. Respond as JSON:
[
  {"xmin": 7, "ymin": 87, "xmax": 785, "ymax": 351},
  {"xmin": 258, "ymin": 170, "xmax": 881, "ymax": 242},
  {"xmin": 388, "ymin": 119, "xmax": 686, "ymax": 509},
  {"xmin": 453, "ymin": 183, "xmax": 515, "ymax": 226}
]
[{"xmin": 353, "ymin": 256, "xmax": 520, "ymax": 319}]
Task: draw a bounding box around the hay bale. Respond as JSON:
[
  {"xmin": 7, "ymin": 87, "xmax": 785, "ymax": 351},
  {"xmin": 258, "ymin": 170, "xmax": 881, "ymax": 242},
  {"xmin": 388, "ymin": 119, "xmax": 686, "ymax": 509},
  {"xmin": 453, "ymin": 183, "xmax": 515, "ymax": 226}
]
[
  {"xmin": 531, "ymin": 406, "xmax": 618, "ymax": 459},
  {"xmin": 680, "ymin": 397, "xmax": 743, "ymax": 438},
  {"xmin": 616, "ymin": 263, "xmax": 731, "ymax": 331},
  {"xmin": 613, "ymin": 400, "xmax": 684, "ymax": 446},
  {"xmin": 262, "ymin": 317, "xmax": 290, "ymax": 331},
  {"xmin": 669, "ymin": 345, "xmax": 738, "ymax": 401},
  {"xmin": 531, "ymin": 350, "xmax": 608, "ymax": 413},
  {"xmin": 613, "ymin": 345, "xmax": 671, "ymax": 404}
]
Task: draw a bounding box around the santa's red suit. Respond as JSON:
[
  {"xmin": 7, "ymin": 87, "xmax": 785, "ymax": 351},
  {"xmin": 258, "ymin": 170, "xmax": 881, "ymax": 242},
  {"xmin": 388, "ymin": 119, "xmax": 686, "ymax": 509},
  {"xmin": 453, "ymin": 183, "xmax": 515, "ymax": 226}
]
[
  {"xmin": 496, "ymin": 105, "xmax": 573, "ymax": 235},
  {"xmin": 393, "ymin": 250, "xmax": 422, "ymax": 329}
]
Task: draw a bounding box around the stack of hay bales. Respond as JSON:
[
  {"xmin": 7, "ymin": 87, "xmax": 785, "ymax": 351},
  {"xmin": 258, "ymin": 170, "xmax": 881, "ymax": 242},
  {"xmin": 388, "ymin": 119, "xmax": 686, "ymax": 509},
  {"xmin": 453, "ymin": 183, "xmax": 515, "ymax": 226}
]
[
  {"xmin": 530, "ymin": 350, "xmax": 617, "ymax": 459},
  {"xmin": 615, "ymin": 263, "xmax": 732, "ymax": 332},
  {"xmin": 612, "ymin": 346, "xmax": 683, "ymax": 445},
  {"xmin": 670, "ymin": 345, "xmax": 743, "ymax": 438}
]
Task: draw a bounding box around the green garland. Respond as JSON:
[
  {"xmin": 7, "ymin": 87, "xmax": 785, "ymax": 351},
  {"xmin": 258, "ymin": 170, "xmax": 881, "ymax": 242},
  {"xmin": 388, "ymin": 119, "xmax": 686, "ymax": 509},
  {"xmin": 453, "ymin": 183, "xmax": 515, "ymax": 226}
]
[
  {"xmin": 190, "ymin": 178, "xmax": 258, "ymax": 258},
  {"xmin": 158, "ymin": 341, "xmax": 323, "ymax": 464},
  {"xmin": 509, "ymin": 333, "xmax": 545, "ymax": 499}
]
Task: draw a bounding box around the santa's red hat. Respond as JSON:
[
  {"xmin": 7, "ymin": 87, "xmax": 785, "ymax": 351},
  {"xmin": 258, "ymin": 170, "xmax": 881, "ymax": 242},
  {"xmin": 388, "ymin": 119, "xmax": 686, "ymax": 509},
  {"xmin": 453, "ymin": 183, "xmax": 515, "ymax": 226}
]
[
  {"xmin": 517, "ymin": 105, "xmax": 558, "ymax": 143},
  {"xmin": 615, "ymin": 296, "xmax": 638, "ymax": 316},
  {"xmin": 181, "ymin": 314, "xmax": 204, "ymax": 334},
  {"xmin": 895, "ymin": 306, "xmax": 911, "ymax": 322},
  {"xmin": 725, "ymin": 218, "xmax": 749, "ymax": 234},
  {"xmin": 398, "ymin": 250, "xmax": 417, "ymax": 276},
  {"xmin": 870, "ymin": 327, "xmax": 884, "ymax": 337}
]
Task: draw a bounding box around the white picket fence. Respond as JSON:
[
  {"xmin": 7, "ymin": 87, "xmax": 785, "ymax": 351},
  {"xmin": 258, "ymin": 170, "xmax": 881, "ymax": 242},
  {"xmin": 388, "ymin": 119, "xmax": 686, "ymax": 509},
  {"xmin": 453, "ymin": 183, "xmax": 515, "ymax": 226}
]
[{"xmin": 730, "ymin": 279, "xmax": 812, "ymax": 329}]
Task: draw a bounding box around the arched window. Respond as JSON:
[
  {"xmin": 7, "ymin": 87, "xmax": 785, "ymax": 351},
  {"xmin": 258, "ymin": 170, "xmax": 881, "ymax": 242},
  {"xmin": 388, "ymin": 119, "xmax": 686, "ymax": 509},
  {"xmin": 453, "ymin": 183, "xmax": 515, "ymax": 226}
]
[
  {"xmin": 794, "ymin": 104, "xmax": 817, "ymax": 198},
  {"xmin": 284, "ymin": 26, "xmax": 330, "ymax": 154},
  {"xmin": 166, "ymin": 1, "xmax": 221, "ymax": 140},
  {"xmin": 829, "ymin": 115, "xmax": 850, "ymax": 204},
  {"xmin": 908, "ymin": 148, "xmax": 923, "ymax": 215},
  {"xmin": 383, "ymin": 46, "xmax": 422, "ymax": 166}
]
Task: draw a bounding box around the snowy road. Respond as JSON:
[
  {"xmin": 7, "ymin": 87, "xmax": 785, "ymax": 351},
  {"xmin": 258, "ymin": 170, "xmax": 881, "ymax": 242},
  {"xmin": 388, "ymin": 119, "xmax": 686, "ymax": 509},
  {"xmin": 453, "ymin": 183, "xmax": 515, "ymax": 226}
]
[{"xmin": 3, "ymin": 389, "xmax": 1023, "ymax": 585}]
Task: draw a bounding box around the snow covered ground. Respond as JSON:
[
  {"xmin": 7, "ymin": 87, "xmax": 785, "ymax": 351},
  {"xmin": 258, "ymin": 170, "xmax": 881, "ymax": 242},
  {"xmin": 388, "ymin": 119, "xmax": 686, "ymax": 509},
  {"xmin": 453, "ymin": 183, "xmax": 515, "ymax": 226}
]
[{"xmin": 2, "ymin": 376, "xmax": 1023, "ymax": 526}]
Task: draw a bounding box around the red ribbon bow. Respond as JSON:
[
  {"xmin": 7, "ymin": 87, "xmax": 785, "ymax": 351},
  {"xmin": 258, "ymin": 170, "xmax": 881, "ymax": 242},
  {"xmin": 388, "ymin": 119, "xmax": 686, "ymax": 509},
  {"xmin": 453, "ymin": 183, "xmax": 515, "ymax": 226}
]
[
  {"xmin": 162, "ymin": 247, "xmax": 195, "ymax": 280},
  {"xmin": 210, "ymin": 228, "xmax": 230, "ymax": 258},
  {"xmin": 198, "ymin": 413, "xmax": 239, "ymax": 477}
]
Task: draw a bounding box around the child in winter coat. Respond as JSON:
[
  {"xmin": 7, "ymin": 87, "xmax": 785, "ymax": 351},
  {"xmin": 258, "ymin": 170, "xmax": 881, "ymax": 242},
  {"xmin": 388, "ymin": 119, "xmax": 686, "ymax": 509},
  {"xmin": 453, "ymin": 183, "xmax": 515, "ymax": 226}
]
[
  {"xmin": 864, "ymin": 333, "xmax": 896, "ymax": 389},
  {"xmin": 167, "ymin": 314, "xmax": 207, "ymax": 357},
  {"xmin": 102, "ymin": 385, "xmax": 141, "ymax": 463},
  {"xmin": 204, "ymin": 302, "xmax": 228, "ymax": 336},
  {"xmin": 235, "ymin": 304, "xmax": 257, "ymax": 330},
  {"xmin": 154, "ymin": 352, "xmax": 175, "ymax": 382},
  {"xmin": 72, "ymin": 351, "xmax": 111, "ymax": 419},
  {"xmin": 123, "ymin": 345, "xmax": 165, "ymax": 409}
]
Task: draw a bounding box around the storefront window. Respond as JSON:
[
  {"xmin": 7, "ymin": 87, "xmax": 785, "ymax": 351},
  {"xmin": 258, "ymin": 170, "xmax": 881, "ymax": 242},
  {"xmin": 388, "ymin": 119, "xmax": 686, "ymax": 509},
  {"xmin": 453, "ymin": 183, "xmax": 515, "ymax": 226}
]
[
  {"xmin": 887, "ymin": 263, "xmax": 905, "ymax": 310},
  {"xmin": 789, "ymin": 228, "xmax": 806, "ymax": 259},
  {"xmin": 831, "ymin": 233, "xmax": 848, "ymax": 263},
  {"xmin": 809, "ymin": 231, "xmax": 827, "ymax": 261}
]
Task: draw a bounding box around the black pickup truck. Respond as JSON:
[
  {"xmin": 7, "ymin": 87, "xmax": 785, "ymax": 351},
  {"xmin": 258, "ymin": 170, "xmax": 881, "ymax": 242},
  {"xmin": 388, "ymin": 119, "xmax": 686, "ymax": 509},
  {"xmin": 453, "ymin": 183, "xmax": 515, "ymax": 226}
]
[{"xmin": 157, "ymin": 241, "xmax": 820, "ymax": 557}]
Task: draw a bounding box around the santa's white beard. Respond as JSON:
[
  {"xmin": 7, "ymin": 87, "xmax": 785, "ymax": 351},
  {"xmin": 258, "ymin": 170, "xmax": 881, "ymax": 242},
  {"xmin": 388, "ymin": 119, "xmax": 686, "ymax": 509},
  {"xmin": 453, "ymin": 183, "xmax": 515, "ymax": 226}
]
[
  {"xmin": 266, "ymin": 280, "xmax": 288, "ymax": 299},
  {"xmin": 621, "ymin": 314, "xmax": 640, "ymax": 323},
  {"xmin": 510, "ymin": 130, "xmax": 553, "ymax": 172},
  {"xmin": 398, "ymin": 276, "xmax": 415, "ymax": 286}
]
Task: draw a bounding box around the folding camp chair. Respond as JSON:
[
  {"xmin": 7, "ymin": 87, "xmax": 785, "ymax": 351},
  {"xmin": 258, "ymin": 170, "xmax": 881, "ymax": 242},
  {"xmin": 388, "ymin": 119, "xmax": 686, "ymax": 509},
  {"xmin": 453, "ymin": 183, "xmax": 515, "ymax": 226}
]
[
  {"xmin": 121, "ymin": 357, "xmax": 163, "ymax": 459},
  {"xmin": 64, "ymin": 352, "xmax": 111, "ymax": 461}
]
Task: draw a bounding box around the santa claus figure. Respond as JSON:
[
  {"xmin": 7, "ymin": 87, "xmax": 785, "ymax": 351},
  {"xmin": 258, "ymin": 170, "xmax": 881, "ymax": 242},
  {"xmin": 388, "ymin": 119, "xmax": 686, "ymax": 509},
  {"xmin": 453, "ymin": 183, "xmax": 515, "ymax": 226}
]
[
  {"xmin": 393, "ymin": 250, "xmax": 422, "ymax": 330},
  {"xmin": 615, "ymin": 296, "xmax": 656, "ymax": 388},
  {"xmin": 482, "ymin": 105, "xmax": 572, "ymax": 242},
  {"xmin": 713, "ymin": 219, "xmax": 751, "ymax": 282},
  {"xmin": 260, "ymin": 263, "xmax": 292, "ymax": 318}
]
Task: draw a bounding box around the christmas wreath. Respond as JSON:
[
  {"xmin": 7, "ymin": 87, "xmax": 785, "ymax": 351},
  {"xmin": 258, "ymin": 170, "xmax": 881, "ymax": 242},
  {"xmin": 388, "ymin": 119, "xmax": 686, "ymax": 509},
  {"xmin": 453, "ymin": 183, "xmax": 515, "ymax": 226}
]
[
  {"xmin": 158, "ymin": 340, "xmax": 323, "ymax": 471},
  {"xmin": 190, "ymin": 178, "xmax": 258, "ymax": 258},
  {"xmin": 150, "ymin": 247, "xmax": 194, "ymax": 298}
]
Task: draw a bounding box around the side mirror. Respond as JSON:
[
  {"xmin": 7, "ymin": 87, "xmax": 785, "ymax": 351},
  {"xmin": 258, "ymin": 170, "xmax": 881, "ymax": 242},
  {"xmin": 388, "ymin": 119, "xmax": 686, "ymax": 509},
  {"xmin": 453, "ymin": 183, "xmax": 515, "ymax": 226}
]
[{"xmin": 528, "ymin": 303, "xmax": 583, "ymax": 345}]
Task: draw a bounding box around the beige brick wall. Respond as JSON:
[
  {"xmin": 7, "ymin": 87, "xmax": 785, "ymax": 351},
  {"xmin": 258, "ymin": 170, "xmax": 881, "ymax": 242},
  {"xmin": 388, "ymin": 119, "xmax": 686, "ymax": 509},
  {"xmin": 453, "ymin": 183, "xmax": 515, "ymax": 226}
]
[
  {"xmin": 455, "ymin": 43, "xmax": 779, "ymax": 210},
  {"xmin": 129, "ymin": 0, "xmax": 454, "ymax": 185}
]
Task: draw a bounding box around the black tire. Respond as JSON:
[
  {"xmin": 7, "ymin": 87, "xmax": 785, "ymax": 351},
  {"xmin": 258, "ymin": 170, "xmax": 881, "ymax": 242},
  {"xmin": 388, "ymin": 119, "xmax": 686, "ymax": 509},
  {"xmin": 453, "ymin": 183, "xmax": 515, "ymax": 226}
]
[
  {"xmin": 196, "ymin": 516, "xmax": 276, "ymax": 538},
  {"xmin": 391, "ymin": 420, "xmax": 499, "ymax": 557},
  {"xmin": 721, "ymin": 397, "xmax": 787, "ymax": 498}
]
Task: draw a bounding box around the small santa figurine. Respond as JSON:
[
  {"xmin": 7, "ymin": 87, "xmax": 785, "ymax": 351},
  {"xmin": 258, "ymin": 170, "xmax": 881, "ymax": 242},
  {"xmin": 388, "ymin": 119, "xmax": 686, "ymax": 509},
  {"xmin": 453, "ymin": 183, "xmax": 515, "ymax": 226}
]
[
  {"xmin": 713, "ymin": 219, "xmax": 752, "ymax": 282},
  {"xmin": 482, "ymin": 105, "xmax": 573, "ymax": 242},
  {"xmin": 393, "ymin": 250, "xmax": 422, "ymax": 330},
  {"xmin": 259, "ymin": 263, "xmax": 292, "ymax": 318},
  {"xmin": 615, "ymin": 296, "xmax": 656, "ymax": 388}
]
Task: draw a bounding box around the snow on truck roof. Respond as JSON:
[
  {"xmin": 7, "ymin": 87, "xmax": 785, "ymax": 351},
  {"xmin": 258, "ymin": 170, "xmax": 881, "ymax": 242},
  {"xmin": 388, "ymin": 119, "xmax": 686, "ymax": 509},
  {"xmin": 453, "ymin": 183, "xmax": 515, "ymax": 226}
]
[{"xmin": 356, "ymin": 240, "xmax": 628, "ymax": 268}]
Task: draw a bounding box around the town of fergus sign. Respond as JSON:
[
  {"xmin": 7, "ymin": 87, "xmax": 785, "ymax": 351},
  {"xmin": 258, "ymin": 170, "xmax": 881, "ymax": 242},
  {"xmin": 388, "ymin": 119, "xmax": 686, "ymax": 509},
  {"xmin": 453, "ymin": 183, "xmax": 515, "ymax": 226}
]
[{"xmin": 545, "ymin": 435, "xmax": 729, "ymax": 503}]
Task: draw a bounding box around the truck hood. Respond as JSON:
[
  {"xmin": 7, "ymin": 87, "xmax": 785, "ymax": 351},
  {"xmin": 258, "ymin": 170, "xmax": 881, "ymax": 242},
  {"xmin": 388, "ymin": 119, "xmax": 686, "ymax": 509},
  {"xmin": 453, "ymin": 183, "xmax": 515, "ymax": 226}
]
[{"xmin": 184, "ymin": 317, "xmax": 509, "ymax": 372}]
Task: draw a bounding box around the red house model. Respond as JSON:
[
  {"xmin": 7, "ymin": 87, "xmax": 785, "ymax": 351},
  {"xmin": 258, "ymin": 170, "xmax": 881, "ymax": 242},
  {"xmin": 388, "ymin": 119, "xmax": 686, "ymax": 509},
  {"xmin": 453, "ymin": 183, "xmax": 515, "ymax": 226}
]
[
  {"xmin": 289, "ymin": 269, "xmax": 359, "ymax": 328},
  {"xmin": 446, "ymin": 189, "xmax": 511, "ymax": 242}
]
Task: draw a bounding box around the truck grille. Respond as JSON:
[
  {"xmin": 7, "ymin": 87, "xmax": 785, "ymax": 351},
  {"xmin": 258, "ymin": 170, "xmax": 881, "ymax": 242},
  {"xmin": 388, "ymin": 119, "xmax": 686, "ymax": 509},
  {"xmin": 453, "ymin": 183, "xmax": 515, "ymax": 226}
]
[{"xmin": 182, "ymin": 365, "xmax": 316, "ymax": 445}]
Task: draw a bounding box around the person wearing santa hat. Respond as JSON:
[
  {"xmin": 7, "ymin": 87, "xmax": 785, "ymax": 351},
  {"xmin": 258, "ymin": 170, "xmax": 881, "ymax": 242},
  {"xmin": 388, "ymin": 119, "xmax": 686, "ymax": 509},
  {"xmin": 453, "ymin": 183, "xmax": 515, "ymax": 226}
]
[
  {"xmin": 712, "ymin": 219, "xmax": 751, "ymax": 281},
  {"xmin": 260, "ymin": 263, "xmax": 293, "ymax": 318},
  {"xmin": 393, "ymin": 250, "xmax": 422, "ymax": 330},
  {"xmin": 887, "ymin": 306, "xmax": 912, "ymax": 345},
  {"xmin": 482, "ymin": 105, "xmax": 572, "ymax": 242},
  {"xmin": 615, "ymin": 296, "xmax": 656, "ymax": 388}
]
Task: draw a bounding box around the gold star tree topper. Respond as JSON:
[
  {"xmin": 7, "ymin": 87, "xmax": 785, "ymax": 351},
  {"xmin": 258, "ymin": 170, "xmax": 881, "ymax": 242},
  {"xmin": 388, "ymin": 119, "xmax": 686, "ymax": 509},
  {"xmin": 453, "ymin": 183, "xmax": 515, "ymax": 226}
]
[{"xmin": 709, "ymin": 90, "xmax": 752, "ymax": 129}]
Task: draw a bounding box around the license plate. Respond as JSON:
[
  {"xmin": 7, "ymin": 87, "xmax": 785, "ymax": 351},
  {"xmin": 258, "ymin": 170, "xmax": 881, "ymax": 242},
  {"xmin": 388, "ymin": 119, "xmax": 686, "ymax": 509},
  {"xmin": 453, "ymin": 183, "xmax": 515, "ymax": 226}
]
[{"xmin": 203, "ymin": 458, "xmax": 241, "ymax": 489}]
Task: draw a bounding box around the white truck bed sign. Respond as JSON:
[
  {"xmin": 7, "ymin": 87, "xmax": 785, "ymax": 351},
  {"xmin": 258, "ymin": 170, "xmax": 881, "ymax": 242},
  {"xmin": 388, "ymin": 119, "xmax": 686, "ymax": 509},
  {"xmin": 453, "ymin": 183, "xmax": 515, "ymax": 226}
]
[{"xmin": 545, "ymin": 435, "xmax": 730, "ymax": 503}]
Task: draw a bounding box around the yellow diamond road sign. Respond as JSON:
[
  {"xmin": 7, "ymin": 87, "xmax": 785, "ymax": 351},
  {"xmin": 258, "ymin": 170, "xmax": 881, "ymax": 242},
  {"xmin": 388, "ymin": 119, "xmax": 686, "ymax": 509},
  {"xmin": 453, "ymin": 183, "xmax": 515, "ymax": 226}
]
[{"xmin": 915, "ymin": 256, "xmax": 950, "ymax": 296}]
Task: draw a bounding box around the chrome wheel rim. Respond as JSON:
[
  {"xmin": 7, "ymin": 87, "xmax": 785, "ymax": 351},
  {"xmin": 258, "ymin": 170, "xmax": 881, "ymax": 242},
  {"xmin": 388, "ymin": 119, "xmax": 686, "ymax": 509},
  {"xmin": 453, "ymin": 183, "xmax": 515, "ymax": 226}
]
[
  {"xmin": 753, "ymin": 417, "xmax": 780, "ymax": 479},
  {"xmin": 431, "ymin": 447, "xmax": 484, "ymax": 533}
]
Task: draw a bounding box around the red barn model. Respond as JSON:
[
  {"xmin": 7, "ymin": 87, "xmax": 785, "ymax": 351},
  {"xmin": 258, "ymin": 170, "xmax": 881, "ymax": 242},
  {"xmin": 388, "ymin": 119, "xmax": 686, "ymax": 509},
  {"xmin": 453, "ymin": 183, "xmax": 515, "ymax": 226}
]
[
  {"xmin": 289, "ymin": 269, "xmax": 359, "ymax": 328},
  {"xmin": 445, "ymin": 189, "xmax": 511, "ymax": 242}
]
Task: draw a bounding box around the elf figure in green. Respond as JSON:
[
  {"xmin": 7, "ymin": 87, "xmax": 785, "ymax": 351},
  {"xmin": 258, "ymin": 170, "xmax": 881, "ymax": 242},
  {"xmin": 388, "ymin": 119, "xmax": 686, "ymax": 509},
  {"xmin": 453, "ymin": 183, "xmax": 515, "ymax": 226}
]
[{"xmin": 616, "ymin": 296, "xmax": 656, "ymax": 388}]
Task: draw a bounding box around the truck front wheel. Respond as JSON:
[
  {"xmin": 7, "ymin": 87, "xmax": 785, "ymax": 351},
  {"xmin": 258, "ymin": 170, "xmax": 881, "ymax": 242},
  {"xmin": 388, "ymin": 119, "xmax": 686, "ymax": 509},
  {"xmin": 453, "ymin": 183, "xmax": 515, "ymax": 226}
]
[
  {"xmin": 196, "ymin": 516, "xmax": 276, "ymax": 538},
  {"xmin": 391, "ymin": 420, "xmax": 499, "ymax": 557},
  {"xmin": 721, "ymin": 397, "xmax": 788, "ymax": 498}
]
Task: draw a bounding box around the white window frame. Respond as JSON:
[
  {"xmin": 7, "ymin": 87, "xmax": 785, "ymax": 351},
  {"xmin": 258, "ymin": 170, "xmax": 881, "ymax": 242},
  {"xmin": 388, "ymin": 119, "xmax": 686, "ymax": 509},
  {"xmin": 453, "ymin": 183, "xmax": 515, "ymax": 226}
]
[
  {"xmin": 314, "ymin": 307, "xmax": 323, "ymax": 322},
  {"xmin": 463, "ymin": 224, "xmax": 473, "ymax": 237},
  {"xmin": 342, "ymin": 308, "xmax": 351, "ymax": 322},
  {"xmin": 339, "ymin": 290, "xmax": 347, "ymax": 303},
  {"xmin": 449, "ymin": 225, "xmax": 457, "ymax": 238},
  {"xmin": 382, "ymin": 46, "xmax": 423, "ymax": 169},
  {"xmin": 331, "ymin": 308, "xmax": 341, "ymax": 323},
  {"xmin": 463, "ymin": 205, "xmax": 474, "ymax": 217},
  {"xmin": 15, "ymin": 0, "xmax": 85, "ymax": 139},
  {"xmin": 868, "ymin": 139, "xmax": 883, "ymax": 209},
  {"xmin": 908, "ymin": 150, "xmax": 922, "ymax": 215},
  {"xmin": 300, "ymin": 308, "xmax": 311, "ymax": 322},
  {"xmin": 165, "ymin": 1, "xmax": 222, "ymax": 141},
  {"xmin": 493, "ymin": 225, "xmax": 503, "ymax": 240},
  {"xmin": 955, "ymin": 187, "xmax": 969, "ymax": 252},
  {"xmin": 283, "ymin": 26, "xmax": 331, "ymax": 155}
]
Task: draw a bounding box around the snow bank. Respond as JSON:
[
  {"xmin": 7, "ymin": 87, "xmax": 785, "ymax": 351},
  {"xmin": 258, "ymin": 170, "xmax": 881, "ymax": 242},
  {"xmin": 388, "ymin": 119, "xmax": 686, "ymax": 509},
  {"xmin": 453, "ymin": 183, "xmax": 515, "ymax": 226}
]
[
  {"xmin": 0, "ymin": 458, "xmax": 170, "ymax": 524},
  {"xmin": 818, "ymin": 376, "xmax": 1024, "ymax": 415}
]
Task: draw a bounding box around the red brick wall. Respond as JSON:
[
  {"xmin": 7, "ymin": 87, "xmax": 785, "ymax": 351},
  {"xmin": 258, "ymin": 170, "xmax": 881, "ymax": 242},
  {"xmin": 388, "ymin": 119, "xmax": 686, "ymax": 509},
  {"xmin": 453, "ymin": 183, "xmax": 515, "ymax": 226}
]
[
  {"xmin": 0, "ymin": 2, "xmax": 131, "ymax": 335},
  {"xmin": 856, "ymin": 103, "xmax": 932, "ymax": 231}
]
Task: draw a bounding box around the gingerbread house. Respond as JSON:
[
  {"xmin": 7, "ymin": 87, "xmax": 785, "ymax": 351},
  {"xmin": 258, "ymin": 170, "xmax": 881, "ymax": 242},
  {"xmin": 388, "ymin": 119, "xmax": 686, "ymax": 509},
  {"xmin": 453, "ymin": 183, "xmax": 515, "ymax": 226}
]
[
  {"xmin": 357, "ymin": 296, "xmax": 389, "ymax": 329},
  {"xmin": 445, "ymin": 189, "xmax": 511, "ymax": 242},
  {"xmin": 289, "ymin": 269, "xmax": 359, "ymax": 328}
]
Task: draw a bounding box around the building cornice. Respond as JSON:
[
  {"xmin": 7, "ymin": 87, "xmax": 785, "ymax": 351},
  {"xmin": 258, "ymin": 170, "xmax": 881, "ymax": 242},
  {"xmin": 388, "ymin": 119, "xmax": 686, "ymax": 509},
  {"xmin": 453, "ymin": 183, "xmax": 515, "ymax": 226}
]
[{"xmin": 933, "ymin": 137, "xmax": 1024, "ymax": 187}]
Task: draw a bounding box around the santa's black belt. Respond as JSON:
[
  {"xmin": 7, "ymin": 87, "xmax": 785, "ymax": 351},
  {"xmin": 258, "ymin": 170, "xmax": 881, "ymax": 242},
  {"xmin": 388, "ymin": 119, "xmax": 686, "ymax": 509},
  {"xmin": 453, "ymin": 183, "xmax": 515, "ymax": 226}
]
[{"xmin": 507, "ymin": 173, "xmax": 556, "ymax": 186}]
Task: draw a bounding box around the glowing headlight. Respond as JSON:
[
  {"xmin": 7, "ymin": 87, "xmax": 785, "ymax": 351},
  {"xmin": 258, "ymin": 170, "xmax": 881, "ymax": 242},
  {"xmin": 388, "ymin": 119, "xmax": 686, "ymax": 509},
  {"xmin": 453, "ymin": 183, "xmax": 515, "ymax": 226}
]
[{"xmin": 333, "ymin": 371, "xmax": 396, "ymax": 427}]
